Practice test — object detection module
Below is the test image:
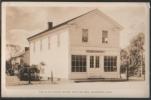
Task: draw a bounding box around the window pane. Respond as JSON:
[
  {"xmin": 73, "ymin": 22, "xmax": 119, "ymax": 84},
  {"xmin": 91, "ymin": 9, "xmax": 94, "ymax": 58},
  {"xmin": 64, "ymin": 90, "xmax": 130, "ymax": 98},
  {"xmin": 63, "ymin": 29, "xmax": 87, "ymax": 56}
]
[
  {"xmin": 108, "ymin": 61, "xmax": 110, "ymax": 66},
  {"xmin": 80, "ymin": 56, "xmax": 82, "ymax": 62},
  {"xmin": 77, "ymin": 67, "xmax": 79, "ymax": 72},
  {"xmin": 76, "ymin": 61, "xmax": 79, "ymax": 66},
  {"xmin": 72, "ymin": 67, "xmax": 75, "ymax": 72},
  {"xmin": 72, "ymin": 55, "xmax": 75, "ymax": 60},
  {"xmin": 114, "ymin": 62, "xmax": 116, "ymax": 66},
  {"xmin": 111, "ymin": 66, "xmax": 113, "ymax": 71},
  {"xmin": 83, "ymin": 67, "xmax": 85, "ymax": 72},
  {"xmin": 79, "ymin": 67, "xmax": 82, "ymax": 72},
  {"xmin": 85, "ymin": 60, "xmax": 87, "ymax": 66},
  {"xmin": 78, "ymin": 56, "xmax": 80, "ymax": 61},
  {"xmin": 80, "ymin": 61, "xmax": 82, "ymax": 66},
  {"xmin": 72, "ymin": 61, "xmax": 75, "ymax": 67},
  {"xmin": 110, "ymin": 61, "xmax": 113, "ymax": 66},
  {"xmin": 111, "ymin": 56, "xmax": 113, "ymax": 62},
  {"xmin": 104, "ymin": 67, "xmax": 107, "ymax": 72},
  {"xmin": 113, "ymin": 67, "xmax": 117, "ymax": 71},
  {"xmin": 104, "ymin": 61, "xmax": 107, "ymax": 66}
]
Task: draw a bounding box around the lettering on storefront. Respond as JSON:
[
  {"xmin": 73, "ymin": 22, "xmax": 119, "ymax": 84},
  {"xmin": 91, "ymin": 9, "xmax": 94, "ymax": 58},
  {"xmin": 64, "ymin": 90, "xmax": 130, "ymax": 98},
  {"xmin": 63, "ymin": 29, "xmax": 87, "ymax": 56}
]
[{"xmin": 86, "ymin": 50, "xmax": 104, "ymax": 53}]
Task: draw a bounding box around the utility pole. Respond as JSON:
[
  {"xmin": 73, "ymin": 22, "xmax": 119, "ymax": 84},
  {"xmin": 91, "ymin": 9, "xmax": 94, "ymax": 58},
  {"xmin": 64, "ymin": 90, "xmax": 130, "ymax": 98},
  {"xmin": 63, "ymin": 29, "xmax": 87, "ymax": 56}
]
[{"xmin": 51, "ymin": 71, "xmax": 53, "ymax": 84}]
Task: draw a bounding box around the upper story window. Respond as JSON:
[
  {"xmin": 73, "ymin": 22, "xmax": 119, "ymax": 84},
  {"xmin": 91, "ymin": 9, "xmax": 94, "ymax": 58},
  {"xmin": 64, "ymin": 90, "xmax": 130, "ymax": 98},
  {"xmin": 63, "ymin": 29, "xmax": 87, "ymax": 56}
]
[
  {"xmin": 102, "ymin": 30, "xmax": 108, "ymax": 43},
  {"xmin": 48, "ymin": 37, "xmax": 50, "ymax": 49},
  {"xmin": 82, "ymin": 29, "xmax": 88, "ymax": 42}
]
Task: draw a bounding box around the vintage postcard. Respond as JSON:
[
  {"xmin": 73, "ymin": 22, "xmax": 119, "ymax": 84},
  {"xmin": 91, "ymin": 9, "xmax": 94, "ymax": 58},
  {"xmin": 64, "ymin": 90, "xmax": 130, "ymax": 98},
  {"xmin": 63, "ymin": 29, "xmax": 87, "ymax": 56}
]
[{"xmin": 1, "ymin": 2, "xmax": 150, "ymax": 98}]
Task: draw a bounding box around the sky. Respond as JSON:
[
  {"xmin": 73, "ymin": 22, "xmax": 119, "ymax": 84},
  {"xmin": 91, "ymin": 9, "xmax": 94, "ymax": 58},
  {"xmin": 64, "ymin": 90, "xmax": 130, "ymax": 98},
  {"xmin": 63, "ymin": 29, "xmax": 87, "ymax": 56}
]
[{"xmin": 4, "ymin": 2, "xmax": 149, "ymax": 48}]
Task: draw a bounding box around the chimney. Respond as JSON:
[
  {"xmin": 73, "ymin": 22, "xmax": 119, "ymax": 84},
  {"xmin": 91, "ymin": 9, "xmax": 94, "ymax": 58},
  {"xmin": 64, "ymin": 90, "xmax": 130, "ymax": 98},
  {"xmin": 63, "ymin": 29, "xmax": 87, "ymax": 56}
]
[
  {"xmin": 25, "ymin": 47, "xmax": 29, "ymax": 51},
  {"xmin": 48, "ymin": 22, "xmax": 53, "ymax": 29}
]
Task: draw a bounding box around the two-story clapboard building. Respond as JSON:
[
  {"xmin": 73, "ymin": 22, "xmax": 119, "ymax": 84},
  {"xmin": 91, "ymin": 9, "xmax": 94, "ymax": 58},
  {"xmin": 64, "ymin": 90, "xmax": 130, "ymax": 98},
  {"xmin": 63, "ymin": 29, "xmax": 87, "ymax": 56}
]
[{"xmin": 28, "ymin": 9, "xmax": 123, "ymax": 79}]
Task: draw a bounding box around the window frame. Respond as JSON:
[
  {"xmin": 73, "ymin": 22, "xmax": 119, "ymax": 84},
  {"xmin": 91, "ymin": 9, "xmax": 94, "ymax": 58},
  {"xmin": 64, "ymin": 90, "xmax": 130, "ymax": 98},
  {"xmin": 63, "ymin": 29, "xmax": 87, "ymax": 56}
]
[
  {"xmin": 95, "ymin": 56, "xmax": 100, "ymax": 68},
  {"xmin": 102, "ymin": 30, "xmax": 108, "ymax": 44},
  {"xmin": 82, "ymin": 29, "xmax": 88, "ymax": 42},
  {"xmin": 71, "ymin": 55, "xmax": 87, "ymax": 72},
  {"xmin": 104, "ymin": 56, "xmax": 117, "ymax": 72},
  {"xmin": 90, "ymin": 56, "xmax": 94, "ymax": 68}
]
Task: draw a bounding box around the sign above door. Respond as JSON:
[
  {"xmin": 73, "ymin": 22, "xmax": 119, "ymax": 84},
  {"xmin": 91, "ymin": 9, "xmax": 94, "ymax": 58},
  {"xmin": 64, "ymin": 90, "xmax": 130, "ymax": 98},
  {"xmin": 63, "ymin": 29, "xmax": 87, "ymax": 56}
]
[{"xmin": 86, "ymin": 50, "xmax": 105, "ymax": 53}]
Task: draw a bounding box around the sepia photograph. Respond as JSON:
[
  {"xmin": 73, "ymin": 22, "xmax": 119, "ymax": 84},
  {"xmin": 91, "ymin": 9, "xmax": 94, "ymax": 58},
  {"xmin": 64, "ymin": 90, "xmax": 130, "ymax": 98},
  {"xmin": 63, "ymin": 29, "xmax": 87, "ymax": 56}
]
[{"xmin": 1, "ymin": 2, "xmax": 150, "ymax": 98}]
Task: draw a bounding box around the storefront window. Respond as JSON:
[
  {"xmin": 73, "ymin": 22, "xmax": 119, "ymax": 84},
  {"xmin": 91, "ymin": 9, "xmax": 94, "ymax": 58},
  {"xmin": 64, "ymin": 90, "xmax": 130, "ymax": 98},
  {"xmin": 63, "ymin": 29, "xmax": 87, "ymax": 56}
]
[
  {"xmin": 104, "ymin": 56, "xmax": 117, "ymax": 72},
  {"xmin": 71, "ymin": 55, "xmax": 87, "ymax": 72}
]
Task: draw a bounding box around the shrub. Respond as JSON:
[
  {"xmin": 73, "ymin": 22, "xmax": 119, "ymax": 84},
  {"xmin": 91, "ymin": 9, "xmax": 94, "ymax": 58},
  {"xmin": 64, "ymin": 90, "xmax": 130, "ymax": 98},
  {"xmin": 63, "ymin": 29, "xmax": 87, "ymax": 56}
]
[{"xmin": 17, "ymin": 64, "xmax": 40, "ymax": 81}]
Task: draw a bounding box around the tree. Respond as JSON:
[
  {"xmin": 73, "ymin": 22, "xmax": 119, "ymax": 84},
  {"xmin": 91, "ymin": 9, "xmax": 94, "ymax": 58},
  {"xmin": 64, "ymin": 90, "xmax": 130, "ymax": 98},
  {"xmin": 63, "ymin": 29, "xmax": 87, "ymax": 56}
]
[
  {"xmin": 6, "ymin": 44, "xmax": 22, "ymax": 60},
  {"xmin": 120, "ymin": 32, "xmax": 145, "ymax": 80},
  {"xmin": 6, "ymin": 44, "xmax": 22, "ymax": 73},
  {"xmin": 128, "ymin": 32, "xmax": 145, "ymax": 78}
]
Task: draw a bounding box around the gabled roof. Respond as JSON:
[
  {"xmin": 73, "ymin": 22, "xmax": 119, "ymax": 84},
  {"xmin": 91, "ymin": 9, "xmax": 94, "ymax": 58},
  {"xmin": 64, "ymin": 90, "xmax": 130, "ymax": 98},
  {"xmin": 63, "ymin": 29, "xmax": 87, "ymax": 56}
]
[
  {"xmin": 12, "ymin": 51, "xmax": 25, "ymax": 58},
  {"xmin": 28, "ymin": 9, "xmax": 123, "ymax": 41}
]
